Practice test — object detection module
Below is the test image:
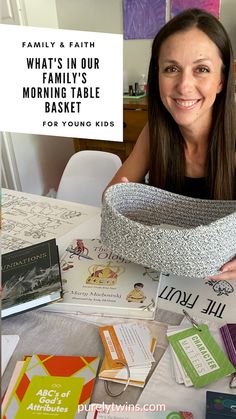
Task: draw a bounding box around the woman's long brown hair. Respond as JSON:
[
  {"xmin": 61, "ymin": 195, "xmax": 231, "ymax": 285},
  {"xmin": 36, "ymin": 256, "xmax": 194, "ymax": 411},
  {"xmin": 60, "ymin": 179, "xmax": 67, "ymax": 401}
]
[{"xmin": 148, "ymin": 8, "xmax": 235, "ymax": 199}]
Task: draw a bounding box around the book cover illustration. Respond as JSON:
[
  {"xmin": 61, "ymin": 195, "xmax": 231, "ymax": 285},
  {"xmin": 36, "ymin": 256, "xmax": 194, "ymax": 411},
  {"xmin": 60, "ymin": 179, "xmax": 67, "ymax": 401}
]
[
  {"xmin": 45, "ymin": 238, "xmax": 159, "ymax": 319},
  {"xmin": 3, "ymin": 354, "xmax": 100, "ymax": 419},
  {"xmin": 2, "ymin": 239, "xmax": 62, "ymax": 318},
  {"xmin": 206, "ymin": 391, "xmax": 236, "ymax": 418},
  {"xmin": 158, "ymin": 272, "xmax": 236, "ymax": 323}
]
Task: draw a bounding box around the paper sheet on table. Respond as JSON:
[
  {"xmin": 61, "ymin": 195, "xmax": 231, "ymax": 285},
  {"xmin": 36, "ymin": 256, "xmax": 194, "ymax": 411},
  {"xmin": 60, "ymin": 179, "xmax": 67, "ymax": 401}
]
[
  {"xmin": 137, "ymin": 317, "xmax": 236, "ymax": 419},
  {"xmin": 2, "ymin": 188, "xmax": 100, "ymax": 254},
  {"xmin": 1, "ymin": 335, "xmax": 20, "ymax": 375}
]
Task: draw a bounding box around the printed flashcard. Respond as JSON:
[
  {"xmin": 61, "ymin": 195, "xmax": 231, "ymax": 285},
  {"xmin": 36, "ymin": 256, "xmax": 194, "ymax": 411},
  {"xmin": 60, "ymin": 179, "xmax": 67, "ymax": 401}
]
[
  {"xmin": 167, "ymin": 324, "xmax": 236, "ymax": 388},
  {"xmin": 99, "ymin": 323, "xmax": 155, "ymax": 368},
  {"xmin": 170, "ymin": 347, "xmax": 193, "ymax": 387},
  {"xmin": 167, "ymin": 326, "xmax": 193, "ymax": 386}
]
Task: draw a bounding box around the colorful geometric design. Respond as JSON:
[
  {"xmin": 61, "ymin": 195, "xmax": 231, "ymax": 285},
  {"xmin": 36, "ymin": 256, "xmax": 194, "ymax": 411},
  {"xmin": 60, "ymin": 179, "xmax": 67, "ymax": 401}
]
[
  {"xmin": 3, "ymin": 354, "xmax": 99, "ymax": 418},
  {"xmin": 171, "ymin": 0, "xmax": 220, "ymax": 18}
]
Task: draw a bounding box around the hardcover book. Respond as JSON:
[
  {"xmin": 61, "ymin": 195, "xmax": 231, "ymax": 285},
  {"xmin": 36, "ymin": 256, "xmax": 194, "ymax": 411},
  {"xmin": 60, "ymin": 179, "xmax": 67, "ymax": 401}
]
[
  {"xmin": 43, "ymin": 238, "xmax": 159, "ymax": 319},
  {"xmin": 2, "ymin": 239, "xmax": 62, "ymax": 318},
  {"xmin": 2, "ymin": 354, "xmax": 100, "ymax": 419}
]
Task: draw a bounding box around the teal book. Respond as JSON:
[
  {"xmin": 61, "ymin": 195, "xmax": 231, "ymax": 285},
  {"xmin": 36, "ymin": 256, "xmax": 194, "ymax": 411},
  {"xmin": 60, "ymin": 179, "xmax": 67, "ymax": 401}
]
[{"xmin": 206, "ymin": 391, "xmax": 236, "ymax": 418}]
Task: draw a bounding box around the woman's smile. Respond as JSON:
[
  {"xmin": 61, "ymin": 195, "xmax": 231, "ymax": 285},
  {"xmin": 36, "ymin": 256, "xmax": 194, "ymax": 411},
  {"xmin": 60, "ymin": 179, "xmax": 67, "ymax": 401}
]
[{"xmin": 173, "ymin": 98, "xmax": 201, "ymax": 109}]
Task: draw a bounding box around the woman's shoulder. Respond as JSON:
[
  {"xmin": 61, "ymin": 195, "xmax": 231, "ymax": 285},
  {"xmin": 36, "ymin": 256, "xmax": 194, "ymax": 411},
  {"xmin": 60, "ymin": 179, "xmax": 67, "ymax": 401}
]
[{"xmin": 138, "ymin": 123, "xmax": 149, "ymax": 141}]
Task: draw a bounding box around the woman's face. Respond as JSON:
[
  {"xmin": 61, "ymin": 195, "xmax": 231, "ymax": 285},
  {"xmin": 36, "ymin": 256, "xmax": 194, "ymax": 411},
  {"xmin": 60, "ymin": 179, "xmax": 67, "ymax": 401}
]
[{"xmin": 158, "ymin": 28, "xmax": 224, "ymax": 134}]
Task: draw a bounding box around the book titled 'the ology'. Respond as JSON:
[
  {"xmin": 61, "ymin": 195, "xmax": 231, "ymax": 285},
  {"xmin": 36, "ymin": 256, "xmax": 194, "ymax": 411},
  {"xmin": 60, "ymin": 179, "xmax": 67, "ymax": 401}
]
[
  {"xmin": 43, "ymin": 238, "xmax": 159, "ymax": 319},
  {"xmin": 2, "ymin": 239, "xmax": 62, "ymax": 318}
]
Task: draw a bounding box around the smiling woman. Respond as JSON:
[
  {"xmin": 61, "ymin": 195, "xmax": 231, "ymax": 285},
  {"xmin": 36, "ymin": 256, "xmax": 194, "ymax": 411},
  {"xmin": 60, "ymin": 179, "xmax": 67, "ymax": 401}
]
[
  {"xmin": 106, "ymin": 8, "xmax": 236, "ymax": 281},
  {"xmin": 107, "ymin": 8, "xmax": 235, "ymax": 199},
  {"xmin": 147, "ymin": 8, "xmax": 235, "ymax": 201}
]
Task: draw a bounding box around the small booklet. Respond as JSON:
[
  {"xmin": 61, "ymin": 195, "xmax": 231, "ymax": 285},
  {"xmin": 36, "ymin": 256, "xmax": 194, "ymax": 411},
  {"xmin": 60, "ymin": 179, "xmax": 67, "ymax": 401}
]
[
  {"xmin": 99, "ymin": 322, "xmax": 156, "ymax": 387},
  {"xmin": 43, "ymin": 238, "xmax": 159, "ymax": 319},
  {"xmin": 2, "ymin": 354, "xmax": 99, "ymax": 419},
  {"xmin": 2, "ymin": 239, "xmax": 62, "ymax": 318}
]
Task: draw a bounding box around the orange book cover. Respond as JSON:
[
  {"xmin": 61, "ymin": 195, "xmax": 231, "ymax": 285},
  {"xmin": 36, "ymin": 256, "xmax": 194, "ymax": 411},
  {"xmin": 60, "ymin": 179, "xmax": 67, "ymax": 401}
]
[{"xmin": 3, "ymin": 354, "xmax": 99, "ymax": 419}]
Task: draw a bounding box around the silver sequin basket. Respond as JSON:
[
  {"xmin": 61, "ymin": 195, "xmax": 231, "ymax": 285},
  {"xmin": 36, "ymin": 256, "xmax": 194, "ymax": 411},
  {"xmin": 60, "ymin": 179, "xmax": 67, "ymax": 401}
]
[{"xmin": 101, "ymin": 183, "xmax": 236, "ymax": 278}]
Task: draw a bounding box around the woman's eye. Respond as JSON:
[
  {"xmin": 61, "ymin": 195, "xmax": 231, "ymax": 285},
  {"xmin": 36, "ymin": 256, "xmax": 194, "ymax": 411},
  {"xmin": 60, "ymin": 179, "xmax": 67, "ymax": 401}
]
[
  {"xmin": 196, "ymin": 66, "xmax": 210, "ymax": 73},
  {"xmin": 164, "ymin": 66, "xmax": 179, "ymax": 73}
]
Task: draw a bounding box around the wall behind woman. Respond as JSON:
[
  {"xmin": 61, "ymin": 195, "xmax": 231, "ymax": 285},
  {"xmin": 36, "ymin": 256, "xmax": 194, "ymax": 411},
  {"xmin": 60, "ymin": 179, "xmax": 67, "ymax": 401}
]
[
  {"xmin": 220, "ymin": 0, "xmax": 236, "ymax": 54},
  {"xmin": 56, "ymin": 0, "xmax": 236, "ymax": 87},
  {"xmin": 56, "ymin": 0, "xmax": 151, "ymax": 87}
]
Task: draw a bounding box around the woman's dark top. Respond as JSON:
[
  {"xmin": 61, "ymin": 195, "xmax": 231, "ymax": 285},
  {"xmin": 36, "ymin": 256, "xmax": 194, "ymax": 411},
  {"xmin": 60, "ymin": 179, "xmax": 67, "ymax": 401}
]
[
  {"xmin": 146, "ymin": 172, "xmax": 236, "ymax": 199},
  {"xmin": 183, "ymin": 177, "xmax": 208, "ymax": 199}
]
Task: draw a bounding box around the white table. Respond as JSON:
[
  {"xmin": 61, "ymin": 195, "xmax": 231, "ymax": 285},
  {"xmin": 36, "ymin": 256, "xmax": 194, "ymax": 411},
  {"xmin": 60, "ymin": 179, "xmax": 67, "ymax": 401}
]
[{"xmin": 1, "ymin": 189, "xmax": 182, "ymax": 414}]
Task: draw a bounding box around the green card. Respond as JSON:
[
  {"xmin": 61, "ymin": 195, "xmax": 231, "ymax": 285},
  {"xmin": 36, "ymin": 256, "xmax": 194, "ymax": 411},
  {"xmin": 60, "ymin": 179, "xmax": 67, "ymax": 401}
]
[
  {"xmin": 15, "ymin": 375, "xmax": 84, "ymax": 418},
  {"xmin": 167, "ymin": 324, "xmax": 236, "ymax": 388}
]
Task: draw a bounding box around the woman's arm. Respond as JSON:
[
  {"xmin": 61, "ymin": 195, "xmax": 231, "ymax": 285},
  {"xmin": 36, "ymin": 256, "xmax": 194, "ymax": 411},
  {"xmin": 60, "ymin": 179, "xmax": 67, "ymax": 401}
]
[{"xmin": 106, "ymin": 124, "xmax": 150, "ymax": 188}]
